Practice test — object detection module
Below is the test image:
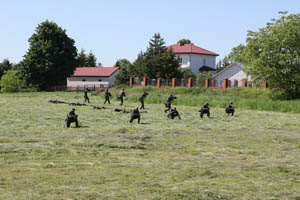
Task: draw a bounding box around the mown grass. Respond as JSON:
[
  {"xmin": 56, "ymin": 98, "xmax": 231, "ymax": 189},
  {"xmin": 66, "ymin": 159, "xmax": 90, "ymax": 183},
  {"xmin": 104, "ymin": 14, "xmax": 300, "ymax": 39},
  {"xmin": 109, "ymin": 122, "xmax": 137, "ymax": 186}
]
[{"xmin": 0, "ymin": 91, "xmax": 300, "ymax": 199}]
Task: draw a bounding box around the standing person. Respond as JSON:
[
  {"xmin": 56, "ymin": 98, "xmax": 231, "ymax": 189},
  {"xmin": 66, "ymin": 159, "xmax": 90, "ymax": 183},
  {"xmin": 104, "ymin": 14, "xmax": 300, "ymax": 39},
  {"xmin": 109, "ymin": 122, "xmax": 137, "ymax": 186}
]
[
  {"xmin": 225, "ymin": 102, "xmax": 235, "ymax": 116},
  {"xmin": 118, "ymin": 88, "xmax": 126, "ymax": 106},
  {"xmin": 139, "ymin": 91, "xmax": 149, "ymax": 109},
  {"xmin": 104, "ymin": 88, "xmax": 112, "ymax": 104},
  {"xmin": 84, "ymin": 87, "xmax": 90, "ymax": 103},
  {"xmin": 164, "ymin": 94, "xmax": 177, "ymax": 113},
  {"xmin": 199, "ymin": 103, "xmax": 210, "ymax": 118}
]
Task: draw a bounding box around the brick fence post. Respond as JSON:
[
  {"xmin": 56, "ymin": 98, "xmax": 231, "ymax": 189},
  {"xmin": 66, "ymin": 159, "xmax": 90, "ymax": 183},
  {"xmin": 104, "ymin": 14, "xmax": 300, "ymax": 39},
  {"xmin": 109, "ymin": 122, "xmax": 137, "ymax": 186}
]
[
  {"xmin": 129, "ymin": 77, "xmax": 133, "ymax": 87},
  {"xmin": 223, "ymin": 78, "xmax": 228, "ymax": 89},
  {"xmin": 188, "ymin": 78, "xmax": 192, "ymax": 88},
  {"xmin": 157, "ymin": 78, "xmax": 161, "ymax": 88},
  {"xmin": 262, "ymin": 80, "xmax": 268, "ymax": 88},
  {"xmin": 212, "ymin": 79, "xmax": 216, "ymax": 87},
  {"xmin": 143, "ymin": 77, "xmax": 147, "ymax": 87},
  {"xmin": 172, "ymin": 78, "xmax": 176, "ymax": 88},
  {"xmin": 242, "ymin": 79, "xmax": 247, "ymax": 88},
  {"xmin": 205, "ymin": 78, "xmax": 210, "ymax": 88}
]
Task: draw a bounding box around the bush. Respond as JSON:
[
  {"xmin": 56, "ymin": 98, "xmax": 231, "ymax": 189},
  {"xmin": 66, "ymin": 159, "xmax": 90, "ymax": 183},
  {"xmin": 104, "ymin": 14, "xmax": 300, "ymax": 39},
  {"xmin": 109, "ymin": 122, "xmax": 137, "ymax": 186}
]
[{"xmin": 0, "ymin": 70, "xmax": 27, "ymax": 92}]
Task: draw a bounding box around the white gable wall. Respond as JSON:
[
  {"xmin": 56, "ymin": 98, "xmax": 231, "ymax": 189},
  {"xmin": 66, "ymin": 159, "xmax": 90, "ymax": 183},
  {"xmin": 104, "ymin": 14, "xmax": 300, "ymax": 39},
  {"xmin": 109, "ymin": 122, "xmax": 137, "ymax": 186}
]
[
  {"xmin": 176, "ymin": 54, "xmax": 216, "ymax": 74},
  {"xmin": 214, "ymin": 64, "xmax": 251, "ymax": 87}
]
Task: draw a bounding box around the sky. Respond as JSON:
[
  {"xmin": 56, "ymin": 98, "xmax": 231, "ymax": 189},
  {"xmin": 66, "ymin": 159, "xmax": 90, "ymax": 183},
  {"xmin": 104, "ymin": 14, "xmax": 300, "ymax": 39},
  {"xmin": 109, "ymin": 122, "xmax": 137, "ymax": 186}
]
[{"xmin": 1, "ymin": 0, "xmax": 299, "ymax": 66}]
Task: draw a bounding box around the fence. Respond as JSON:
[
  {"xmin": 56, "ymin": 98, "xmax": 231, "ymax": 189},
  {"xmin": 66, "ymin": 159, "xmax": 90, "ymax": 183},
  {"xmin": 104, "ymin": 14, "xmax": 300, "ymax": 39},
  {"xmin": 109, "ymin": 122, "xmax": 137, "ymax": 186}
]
[
  {"xmin": 129, "ymin": 77, "xmax": 268, "ymax": 90},
  {"xmin": 51, "ymin": 85, "xmax": 109, "ymax": 92}
]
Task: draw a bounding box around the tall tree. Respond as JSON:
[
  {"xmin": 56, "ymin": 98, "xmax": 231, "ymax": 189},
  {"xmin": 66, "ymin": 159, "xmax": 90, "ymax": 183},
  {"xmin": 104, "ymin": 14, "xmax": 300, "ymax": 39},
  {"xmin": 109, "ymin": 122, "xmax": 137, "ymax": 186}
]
[
  {"xmin": 245, "ymin": 12, "xmax": 300, "ymax": 98},
  {"xmin": 114, "ymin": 59, "xmax": 133, "ymax": 85},
  {"xmin": 134, "ymin": 33, "xmax": 182, "ymax": 79},
  {"xmin": 0, "ymin": 59, "xmax": 13, "ymax": 79},
  {"xmin": 86, "ymin": 51, "xmax": 97, "ymax": 67},
  {"xmin": 77, "ymin": 49, "xmax": 87, "ymax": 67},
  {"xmin": 20, "ymin": 20, "xmax": 78, "ymax": 90}
]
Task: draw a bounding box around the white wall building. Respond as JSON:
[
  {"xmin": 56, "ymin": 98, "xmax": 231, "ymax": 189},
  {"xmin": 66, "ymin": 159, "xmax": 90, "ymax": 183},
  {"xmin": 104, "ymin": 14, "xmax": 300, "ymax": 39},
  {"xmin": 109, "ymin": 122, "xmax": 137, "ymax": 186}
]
[
  {"xmin": 213, "ymin": 64, "xmax": 251, "ymax": 87},
  {"xmin": 168, "ymin": 43, "xmax": 219, "ymax": 75},
  {"xmin": 67, "ymin": 67, "xmax": 119, "ymax": 88}
]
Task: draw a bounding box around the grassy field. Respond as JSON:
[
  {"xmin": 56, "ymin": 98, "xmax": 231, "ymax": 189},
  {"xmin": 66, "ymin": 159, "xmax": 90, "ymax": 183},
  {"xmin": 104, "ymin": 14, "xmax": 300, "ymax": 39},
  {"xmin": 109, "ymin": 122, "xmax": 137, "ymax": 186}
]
[
  {"xmin": 1, "ymin": 91, "xmax": 300, "ymax": 199},
  {"xmin": 110, "ymin": 86, "xmax": 300, "ymax": 113}
]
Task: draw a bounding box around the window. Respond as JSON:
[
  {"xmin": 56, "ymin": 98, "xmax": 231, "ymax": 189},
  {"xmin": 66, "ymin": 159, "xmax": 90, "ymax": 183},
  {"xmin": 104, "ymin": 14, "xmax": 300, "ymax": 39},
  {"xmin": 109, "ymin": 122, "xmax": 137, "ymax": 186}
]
[
  {"xmin": 182, "ymin": 58, "xmax": 188, "ymax": 65},
  {"xmin": 203, "ymin": 58, "xmax": 206, "ymax": 66},
  {"xmin": 82, "ymin": 79, "xmax": 86, "ymax": 82},
  {"xmin": 98, "ymin": 79, "xmax": 102, "ymax": 82}
]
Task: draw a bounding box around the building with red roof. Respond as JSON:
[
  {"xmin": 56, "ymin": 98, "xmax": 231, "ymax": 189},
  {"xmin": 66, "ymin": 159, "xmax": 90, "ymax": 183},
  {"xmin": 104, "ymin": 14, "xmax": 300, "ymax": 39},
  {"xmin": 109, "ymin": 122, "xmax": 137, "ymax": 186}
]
[
  {"xmin": 67, "ymin": 67, "xmax": 119, "ymax": 88},
  {"xmin": 168, "ymin": 43, "xmax": 219, "ymax": 74}
]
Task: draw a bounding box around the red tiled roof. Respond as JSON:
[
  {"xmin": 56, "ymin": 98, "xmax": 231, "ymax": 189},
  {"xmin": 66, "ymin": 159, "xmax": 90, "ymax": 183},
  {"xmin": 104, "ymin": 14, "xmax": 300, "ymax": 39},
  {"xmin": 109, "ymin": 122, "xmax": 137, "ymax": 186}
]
[
  {"xmin": 168, "ymin": 44, "xmax": 219, "ymax": 56},
  {"xmin": 72, "ymin": 67, "xmax": 119, "ymax": 77}
]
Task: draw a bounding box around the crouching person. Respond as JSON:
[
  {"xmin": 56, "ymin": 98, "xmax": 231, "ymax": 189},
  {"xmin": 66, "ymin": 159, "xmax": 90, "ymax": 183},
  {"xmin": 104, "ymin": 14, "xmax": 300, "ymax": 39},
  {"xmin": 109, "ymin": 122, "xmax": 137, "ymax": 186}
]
[
  {"xmin": 225, "ymin": 102, "xmax": 235, "ymax": 116},
  {"xmin": 199, "ymin": 103, "xmax": 210, "ymax": 118},
  {"xmin": 65, "ymin": 108, "xmax": 79, "ymax": 128},
  {"xmin": 167, "ymin": 108, "xmax": 181, "ymax": 120},
  {"xmin": 129, "ymin": 108, "xmax": 140, "ymax": 124}
]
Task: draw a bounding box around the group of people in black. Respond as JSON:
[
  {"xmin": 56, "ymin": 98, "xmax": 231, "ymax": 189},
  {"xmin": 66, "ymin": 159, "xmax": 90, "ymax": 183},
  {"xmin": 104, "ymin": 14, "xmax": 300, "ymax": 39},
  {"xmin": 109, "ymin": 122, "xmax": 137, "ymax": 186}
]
[{"xmin": 65, "ymin": 88, "xmax": 235, "ymax": 127}]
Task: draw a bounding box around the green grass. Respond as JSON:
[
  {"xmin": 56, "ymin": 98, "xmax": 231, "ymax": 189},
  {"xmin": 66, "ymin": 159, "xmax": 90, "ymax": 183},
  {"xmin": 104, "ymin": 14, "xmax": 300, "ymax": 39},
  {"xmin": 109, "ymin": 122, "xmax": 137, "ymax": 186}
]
[
  {"xmin": 1, "ymin": 91, "xmax": 300, "ymax": 199},
  {"xmin": 108, "ymin": 86, "xmax": 300, "ymax": 113}
]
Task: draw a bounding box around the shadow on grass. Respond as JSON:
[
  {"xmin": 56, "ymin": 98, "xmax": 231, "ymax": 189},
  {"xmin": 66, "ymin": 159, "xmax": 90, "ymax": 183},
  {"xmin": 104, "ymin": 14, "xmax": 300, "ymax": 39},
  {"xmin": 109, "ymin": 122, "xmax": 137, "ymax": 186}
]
[{"xmin": 140, "ymin": 122, "xmax": 151, "ymax": 125}]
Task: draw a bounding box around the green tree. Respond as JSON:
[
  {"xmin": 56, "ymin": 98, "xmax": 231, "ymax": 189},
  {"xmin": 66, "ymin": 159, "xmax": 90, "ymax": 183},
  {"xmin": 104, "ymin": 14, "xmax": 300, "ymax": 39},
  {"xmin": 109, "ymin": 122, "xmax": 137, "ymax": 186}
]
[
  {"xmin": 216, "ymin": 44, "xmax": 246, "ymax": 72},
  {"xmin": 132, "ymin": 52, "xmax": 146, "ymax": 77},
  {"xmin": 196, "ymin": 71, "xmax": 212, "ymax": 80},
  {"xmin": 77, "ymin": 49, "xmax": 87, "ymax": 67},
  {"xmin": 134, "ymin": 33, "xmax": 182, "ymax": 79},
  {"xmin": 245, "ymin": 12, "xmax": 300, "ymax": 98},
  {"xmin": 0, "ymin": 59, "xmax": 13, "ymax": 79},
  {"xmin": 181, "ymin": 67, "xmax": 196, "ymax": 79},
  {"xmin": 0, "ymin": 70, "xmax": 26, "ymax": 92},
  {"xmin": 177, "ymin": 39, "xmax": 191, "ymax": 45},
  {"xmin": 86, "ymin": 51, "xmax": 97, "ymax": 67},
  {"xmin": 114, "ymin": 59, "xmax": 133, "ymax": 85},
  {"xmin": 20, "ymin": 20, "xmax": 78, "ymax": 90}
]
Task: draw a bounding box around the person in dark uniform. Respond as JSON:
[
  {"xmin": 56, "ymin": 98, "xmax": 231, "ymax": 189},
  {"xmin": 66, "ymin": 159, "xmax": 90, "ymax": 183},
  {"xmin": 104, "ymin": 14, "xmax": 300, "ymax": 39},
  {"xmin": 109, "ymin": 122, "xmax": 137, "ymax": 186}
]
[
  {"xmin": 199, "ymin": 103, "xmax": 210, "ymax": 118},
  {"xmin": 84, "ymin": 87, "xmax": 90, "ymax": 103},
  {"xmin": 65, "ymin": 108, "xmax": 79, "ymax": 128},
  {"xmin": 129, "ymin": 108, "xmax": 140, "ymax": 123},
  {"xmin": 118, "ymin": 88, "xmax": 126, "ymax": 106},
  {"xmin": 104, "ymin": 88, "xmax": 112, "ymax": 104},
  {"xmin": 164, "ymin": 94, "xmax": 177, "ymax": 113},
  {"xmin": 139, "ymin": 91, "xmax": 149, "ymax": 109},
  {"xmin": 225, "ymin": 102, "xmax": 235, "ymax": 116},
  {"xmin": 167, "ymin": 107, "xmax": 181, "ymax": 120}
]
